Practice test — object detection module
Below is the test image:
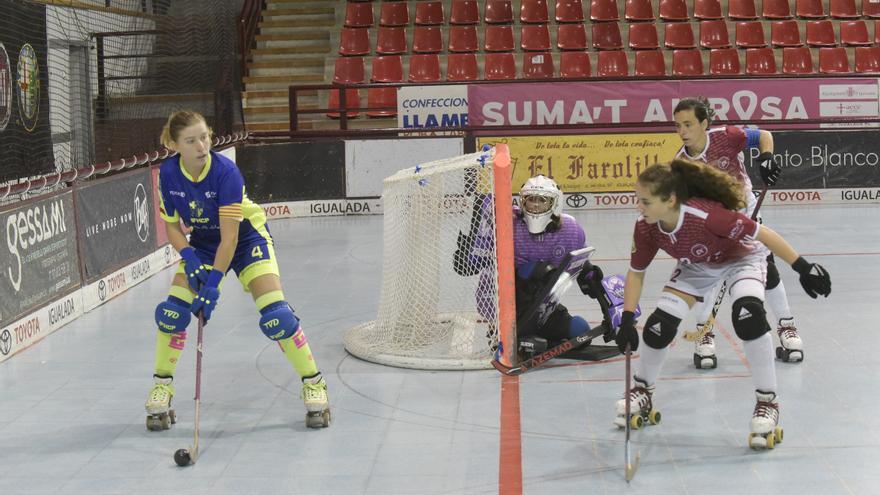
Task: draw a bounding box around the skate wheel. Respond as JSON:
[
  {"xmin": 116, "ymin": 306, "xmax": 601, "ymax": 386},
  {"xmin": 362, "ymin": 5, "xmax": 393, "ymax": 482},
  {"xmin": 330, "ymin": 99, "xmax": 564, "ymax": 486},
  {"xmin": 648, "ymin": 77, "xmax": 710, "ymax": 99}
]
[
  {"xmin": 694, "ymin": 354, "xmax": 717, "ymax": 370},
  {"xmin": 748, "ymin": 433, "xmax": 763, "ymax": 449},
  {"xmin": 146, "ymin": 415, "xmax": 165, "ymax": 432},
  {"xmin": 630, "ymin": 415, "xmax": 643, "ymax": 430},
  {"xmin": 774, "ymin": 426, "xmax": 783, "ymax": 444},
  {"xmin": 789, "ymin": 350, "xmax": 803, "ymax": 363},
  {"xmin": 648, "ymin": 409, "xmax": 661, "ymax": 425},
  {"xmin": 160, "ymin": 414, "xmax": 171, "ymax": 430},
  {"xmin": 775, "ymin": 346, "xmax": 784, "ymax": 360},
  {"xmin": 306, "ymin": 410, "xmax": 331, "ymax": 428},
  {"xmin": 766, "ymin": 432, "xmax": 776, "ymax": 449},
  {"xmin": 169, "ymin": 409, "xmax": 177, "ymax": 425}
]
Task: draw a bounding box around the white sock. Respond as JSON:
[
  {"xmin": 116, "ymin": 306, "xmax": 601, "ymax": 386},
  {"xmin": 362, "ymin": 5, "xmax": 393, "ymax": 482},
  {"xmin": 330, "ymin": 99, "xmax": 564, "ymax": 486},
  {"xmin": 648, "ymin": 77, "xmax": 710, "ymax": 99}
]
[
  {"xmin": 742, "ymin": 333, "xmax": 777, "ymax": 393},
  {"xmin": 765, "ymin": 283, "xmax": 793, "ymax": 323},
  {"xmin": 637, "ymin": 344, "xmax": 669, "ymax": 387}
]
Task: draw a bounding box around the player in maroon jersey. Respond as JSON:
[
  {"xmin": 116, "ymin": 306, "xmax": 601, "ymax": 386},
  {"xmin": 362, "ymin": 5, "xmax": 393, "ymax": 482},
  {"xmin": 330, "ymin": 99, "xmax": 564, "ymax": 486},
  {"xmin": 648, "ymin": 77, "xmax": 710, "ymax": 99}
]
[
  {"xmin": 612, "ymin": 159, "xmax": 830, "ymax": 448},
  {"xmin": 673, "ymin": 97, "xmax": 802, "ymax": 368}
]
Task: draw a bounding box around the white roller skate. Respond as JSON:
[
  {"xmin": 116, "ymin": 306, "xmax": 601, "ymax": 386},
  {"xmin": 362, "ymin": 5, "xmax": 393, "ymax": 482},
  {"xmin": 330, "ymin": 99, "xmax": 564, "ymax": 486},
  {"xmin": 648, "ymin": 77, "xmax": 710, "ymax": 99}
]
[
  {"xmin": 775, "ymin": 318, "xmax": 803, "ymax": 363},
  {"xmin": 145, "ymin": 376, "xmax": 176, "ymax": 431},
  {"xmin": 693, "ymin": 326, "xmax": 718, "ymax": 369},
  {"xmin": 614, "ymin": 376, "xmax": 661, "ymax": 429},
  {"xmin": 302, "ymin": 373, "xmax": 331, "ymax": 428},
  {"xmin": 748, "ymin": 390, "xmax": 783, "ymax": 449}
]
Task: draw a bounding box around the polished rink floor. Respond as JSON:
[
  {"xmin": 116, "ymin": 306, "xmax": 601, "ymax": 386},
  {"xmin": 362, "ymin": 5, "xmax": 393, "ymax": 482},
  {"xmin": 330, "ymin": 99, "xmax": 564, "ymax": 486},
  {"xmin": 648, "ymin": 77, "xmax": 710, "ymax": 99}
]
[{"xmin": 0, "ymin": 204, "xmax": 876, "ymax": 495}]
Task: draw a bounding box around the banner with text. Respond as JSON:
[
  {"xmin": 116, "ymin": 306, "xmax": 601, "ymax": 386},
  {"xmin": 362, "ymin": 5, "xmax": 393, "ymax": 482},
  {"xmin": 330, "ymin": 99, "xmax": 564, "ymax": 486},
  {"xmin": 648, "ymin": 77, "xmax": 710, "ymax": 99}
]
[
  {"xmin": 75, "ymin": 169, "xmax": 156, "ymax": 282},
  {"xmin": 468, "ymin": 78, "xmax": 880, "ymax": 127},
  {"xmin": 477, "ymin": 134, "xmax": 681, "ymax": 192},
  {"xmin": 0, "ymin": 190, "xmax": 81, "ymax": 327},
  {"xmin": 398, "ymin": 85, "xmax": 468, "ymax": 129}
]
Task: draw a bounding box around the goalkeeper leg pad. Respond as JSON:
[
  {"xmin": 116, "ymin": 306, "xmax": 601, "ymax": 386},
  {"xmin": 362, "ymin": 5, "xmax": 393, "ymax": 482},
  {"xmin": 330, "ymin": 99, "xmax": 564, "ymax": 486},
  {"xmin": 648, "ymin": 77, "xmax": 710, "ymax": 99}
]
[
  {"xmin": 259, "ymin": 302, "xmax": 300, "ymax": 341},
  {"xmin": 155, "ymin": 298, "xmax": 191, "ymax": 334}
]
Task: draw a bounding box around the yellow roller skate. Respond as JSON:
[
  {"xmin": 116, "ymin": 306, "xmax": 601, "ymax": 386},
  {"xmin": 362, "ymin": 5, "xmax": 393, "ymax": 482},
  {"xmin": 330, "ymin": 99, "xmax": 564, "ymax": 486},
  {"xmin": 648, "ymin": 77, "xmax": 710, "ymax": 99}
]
[
  {"xmin": 145, "ymin": 376, "xmax": 176, "ymax": 431},
  {"xmin": 302, "ymin": 373, "xmax": 331, "ymax": 428}
]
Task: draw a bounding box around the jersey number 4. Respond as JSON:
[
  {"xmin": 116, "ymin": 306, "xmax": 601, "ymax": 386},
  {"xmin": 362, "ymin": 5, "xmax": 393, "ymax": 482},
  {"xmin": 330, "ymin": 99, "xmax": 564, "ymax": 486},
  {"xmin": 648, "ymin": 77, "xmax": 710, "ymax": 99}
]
[{"xmin": 251, "ymin": 246, "xmax": 264, "ymax": 259}]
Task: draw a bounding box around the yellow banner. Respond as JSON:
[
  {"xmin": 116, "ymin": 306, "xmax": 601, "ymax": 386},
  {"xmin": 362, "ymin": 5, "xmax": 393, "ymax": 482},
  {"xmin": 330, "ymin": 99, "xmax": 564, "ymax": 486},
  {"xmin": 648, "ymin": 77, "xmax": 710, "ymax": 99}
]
[{"xmin": 478, "ymin": 134, "xmax": 681, "ymax": 193}]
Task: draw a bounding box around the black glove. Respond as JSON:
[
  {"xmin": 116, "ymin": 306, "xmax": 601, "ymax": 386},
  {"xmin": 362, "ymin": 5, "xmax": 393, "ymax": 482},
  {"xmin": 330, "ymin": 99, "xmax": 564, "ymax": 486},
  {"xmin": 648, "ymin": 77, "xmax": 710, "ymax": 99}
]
[
  {"xmin": 577, "ymin": 263, "xmax": 604, "ymax": 299},
  {"xmin": 792, "ymin": 257, "xmax": 831, "ymax": 298},
  {"xmin": 757, "ymin": 151, "xmax": 782, "ymax": 187},
  {"xmin": 614, "ymin": 311, "xmax": 639, "ymax": 353}
]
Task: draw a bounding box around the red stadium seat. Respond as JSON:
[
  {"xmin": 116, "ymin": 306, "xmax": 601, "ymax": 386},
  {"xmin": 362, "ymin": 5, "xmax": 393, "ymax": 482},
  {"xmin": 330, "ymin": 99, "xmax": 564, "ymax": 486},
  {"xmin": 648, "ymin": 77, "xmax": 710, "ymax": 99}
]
[
  {"xmin": 728, "ymin": 0, "xmax": 758, "ymax": 19},
  {"xmin": 379, "ymin": 1, "xmax": 409, "ymax": 27},
  {"xmin": 854, "ymin": 46, "xmax": 880, "ymax": 72},
  {"xmin": 597, "ymin": 50, "xmax": 629, "ymax": 76},
  {"xmin": 840, "ymin": 20, "xmax": 871, "ymax": 46},
  {"xmin": 408, "ymin": 54, "xmax": 442, "ymax": 81},
  {"xmin": 333, "ymin": 56, "xmax": 366, "ymax": 83},
  {"xmin": 485, "ymin": 25, "xmax": 515, "ymax": 52},
  {"xmin": 629, "ymin": 23, "xmax": 659, "ymax": 49},
  {"xmin": 557, "ymin": 23, "xmax": 589, "ymax": 50},
  {"xmin": 796, "ymin": 0, "xmax": 826, "ymax": 18},
  {"xmin": 370, "ymin": 55, "xmax": 403, "ymax": 82},
  {"xmin": 770, "ymin": 20, "xmax": 802, "ymax": 47},
  {"xmin": 709, "ymin": 48, "xmax": 741, "ymax": 74},
  {"xmin": 521, "ymin": 0, "xmax": 550, "ymax": 23},
  {"xmin": 745, "ymin": 47, "xmax": 777, "ymax": 73},
  {"xmin": 344, "ymin": 2, "xmax": 374, "ymax": 27},
  {"xmin": 376, "ymin": 26, "xmax": 407, "ymax": 55},
  {"xmin": 413, "ymin": 27, "xmax": 443, "ymax": 53},
  {"xmin": 327, "ymin": 88, "xmax": 360, "ymax": 119},
  {"xmin": 782, "ymin": 46, "xmax": 815, "ymax": 73},
  {"xmin": 484, "ymin": 52, "xmax": 517, "ymax": 79},
  {"xmin": 876, "ymin": 20, "xmax": 880, "ymax": 43},
  {"xmin": 366, "ymin": 86, "xmax": 397, "ymax": 117},
  {"xmin": 806, "ymin": 20, "xmax": 836, "ymax": 46},
  {"xmin": 664, "ymin": 22, "xmax": 696, "ymax": 49},
  {"xmin": 522, "ymin": 52, "xmax": 555, "ymax": 78},
  {"xmin": 634, "ymin": 50, "xmax": 666, "ymax": 75},
  {"xmin": 450, "ymin": 0, "xmax": 480, "ymax": 24},
  {"xmin": 558, "ymin": 0, "xmax": 586, "ymax": 22},
  {"xmin": 560, "ymin": 51, "xmax": 592, "ymax": 77},
  {"xmin": 339, "ymin": 27, "xmax": 370, "ymax": 56},
  {"xmin": 625, "ymin": 0, "xmax": 655, "ymax": 21},
  {"xmin": 589, "ymin": 0, "xmax": 617, "ymax": 21},
  {"xmin": 448, "ymin": 26, "xmax": 478, "ymax": 53},
  {"xmin": 700, "ymin": 19, "xmax": 731, "ymax": 48},
  {"xmin": 819, "ymin": 46, "xmax": 851, "ymax": 72},
  {"xmin": 735, "ymin": 21, "xmax": 766, "ymax": 47},
  {"xmin": 592, "ymin": 22, "xmax": 623, "ymax": 49},
  {"xmin": 485, "ymin": 0, "xmax": 514, "ymax": 23},
  {"xmin": 521, "ymin": 24, "xmax": 552, "ymax": 51},
  {"xmin": 694, "ymin": 0, "xmax": 722, "ymax": 19},
  {"xmin": 763, "ymin": 0, "xmax": 793, "ymax": 19},
  {"xmin": 830, "ymin": 0, "xmax": 860, "ymax": 18},
  {"xmin": 659, "ymin": 0, "xmax": 689, "ymax": 21},
  {"xmin": 864, "ymin": 0, "xmax": 880, "ymax": 18},
  {"xmin": 672, "ymin": 49, "xmax": 705, "ymax": 75},
  {"xmin": 446, "ymin": 53, "xmax": 479, "ymax": 81},
  {"xmin": 415, "ymin": 1, "xmax": 444, "ymax": 25}
]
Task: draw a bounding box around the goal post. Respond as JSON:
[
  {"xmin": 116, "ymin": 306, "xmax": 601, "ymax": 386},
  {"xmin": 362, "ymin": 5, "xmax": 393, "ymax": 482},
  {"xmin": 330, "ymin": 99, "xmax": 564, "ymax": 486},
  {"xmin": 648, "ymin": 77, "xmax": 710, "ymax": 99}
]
[{"xmin": 343, "ymin": 144, "xmax": 516, "ymax": 370}]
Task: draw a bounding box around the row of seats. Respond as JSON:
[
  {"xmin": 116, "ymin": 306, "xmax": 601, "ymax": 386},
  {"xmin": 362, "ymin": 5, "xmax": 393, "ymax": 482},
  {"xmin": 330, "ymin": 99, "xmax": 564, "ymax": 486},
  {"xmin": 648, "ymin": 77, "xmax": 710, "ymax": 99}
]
[
  {"xmin": 327, "ymin": 47, "xmax": 880, "ymax": 117},
  {"xmin": 345, "ymin": 0, "xmax": 880, "ymax": 28},
  {"xmin": 339, "ymin": 19, "xmax": 880, "ymax": 55}
]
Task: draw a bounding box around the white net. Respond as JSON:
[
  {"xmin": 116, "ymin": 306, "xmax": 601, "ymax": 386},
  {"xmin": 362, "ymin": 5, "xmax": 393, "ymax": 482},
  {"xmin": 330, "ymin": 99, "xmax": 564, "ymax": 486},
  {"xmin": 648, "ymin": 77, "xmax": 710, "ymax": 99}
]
[{"xmin": 344, "ymin": 149, "xmax": 504, "ymax": 370}]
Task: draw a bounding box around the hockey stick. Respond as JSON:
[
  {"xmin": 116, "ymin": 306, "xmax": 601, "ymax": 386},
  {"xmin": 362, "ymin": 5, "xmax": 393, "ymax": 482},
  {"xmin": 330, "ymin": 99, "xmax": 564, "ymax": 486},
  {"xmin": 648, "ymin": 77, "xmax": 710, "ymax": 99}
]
[
  {"xmin": 174, "ymin": 312, "xmax": 204, "ymax": 467},
  {"xmin": 624, "ymin": 342, "xmax": 640, "ymax": 483},
  {"xmin": 682, "ymin": 186, "xmax": 769, "ymax": 341}
]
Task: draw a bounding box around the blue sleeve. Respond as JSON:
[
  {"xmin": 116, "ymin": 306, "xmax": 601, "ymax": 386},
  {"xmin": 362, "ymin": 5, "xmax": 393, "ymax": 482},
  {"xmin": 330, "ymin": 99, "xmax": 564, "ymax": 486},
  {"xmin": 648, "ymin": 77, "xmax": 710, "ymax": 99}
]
[
  {"xmin": 217, "ymin": 166, "xmax": 244, "ymax": 207},
  {"xmin": 744, "ymin": 128, "xmax": 761, "ymax": 149}
]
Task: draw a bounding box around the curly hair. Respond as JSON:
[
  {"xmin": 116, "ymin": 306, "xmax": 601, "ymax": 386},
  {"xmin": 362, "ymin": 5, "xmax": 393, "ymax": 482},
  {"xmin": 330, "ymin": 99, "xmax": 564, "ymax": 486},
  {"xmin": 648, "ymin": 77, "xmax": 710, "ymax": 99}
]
[
  {"xmin": 674, "ymin": 97, "xmax": 715, "ymax": 125},
  {"xmin": 638, "ymin": 159, "xmax": 746, "ymax": 211}
]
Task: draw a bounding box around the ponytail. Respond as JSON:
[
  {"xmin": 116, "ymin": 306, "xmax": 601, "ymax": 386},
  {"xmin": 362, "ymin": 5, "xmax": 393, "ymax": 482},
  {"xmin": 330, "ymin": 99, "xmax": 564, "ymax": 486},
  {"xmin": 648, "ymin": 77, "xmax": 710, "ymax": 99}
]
[
  {"xmin": 674, "ymin": 97, "xmax": 715, "ymax": 125},
  {"xmin": 638, "ymin": 159, "xmax": 745, "ymax": 211},
  {"xmin": 160, "ymin": 110, "xmax": 209, "ymax": 149}
]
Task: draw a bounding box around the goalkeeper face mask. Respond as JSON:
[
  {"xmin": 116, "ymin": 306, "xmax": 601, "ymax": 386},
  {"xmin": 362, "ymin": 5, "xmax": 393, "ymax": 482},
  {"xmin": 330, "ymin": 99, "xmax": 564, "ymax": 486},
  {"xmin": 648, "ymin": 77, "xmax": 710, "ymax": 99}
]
[{"xmin": 520, "ymin": 175, "xmax": 563, "ymax": 234}]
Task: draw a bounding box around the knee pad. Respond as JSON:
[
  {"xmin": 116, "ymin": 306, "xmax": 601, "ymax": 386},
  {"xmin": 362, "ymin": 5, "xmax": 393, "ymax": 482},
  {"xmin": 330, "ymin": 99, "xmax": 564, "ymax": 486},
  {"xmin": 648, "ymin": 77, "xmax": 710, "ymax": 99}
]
[
  {"xmin": 642, "ymin": 309, "xmax": 681, "ymax": 349},
  {"xmin": 765, "ymin": 256, "xmax": 780, "ymax": 290},
  {"xmin": 731, "ymin": 296, "xmax": 770, "ymax": 341},
  {"xmin": 155, "ymin": 298, "xmax": 191, "ymax": 334},
  {"xmin": 259, "ymin": 302, "xmax": 300, "ymax": 341}
]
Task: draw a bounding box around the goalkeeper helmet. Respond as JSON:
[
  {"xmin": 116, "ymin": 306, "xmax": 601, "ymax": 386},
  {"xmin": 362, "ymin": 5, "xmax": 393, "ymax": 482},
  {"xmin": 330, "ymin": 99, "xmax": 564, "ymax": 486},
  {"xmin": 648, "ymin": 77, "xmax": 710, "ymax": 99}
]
[{"xmin": 520, "ymin": 175, "xmax": 563, "ymax": 234}]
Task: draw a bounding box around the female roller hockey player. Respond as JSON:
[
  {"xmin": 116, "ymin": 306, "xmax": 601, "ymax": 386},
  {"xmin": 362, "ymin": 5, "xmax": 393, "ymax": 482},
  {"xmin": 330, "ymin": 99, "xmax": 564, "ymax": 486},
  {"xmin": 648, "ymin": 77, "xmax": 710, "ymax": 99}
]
[
  {"xmin": 673, "ymin": 96, "xmax": 804, "ymax": 368},
  {"xmin": 145, "ymin": 110, "xmax": 330, "ymax": 430},
  {"xmin": 613, "ymin": 159, "xmax": 830, "ymax": 448}
]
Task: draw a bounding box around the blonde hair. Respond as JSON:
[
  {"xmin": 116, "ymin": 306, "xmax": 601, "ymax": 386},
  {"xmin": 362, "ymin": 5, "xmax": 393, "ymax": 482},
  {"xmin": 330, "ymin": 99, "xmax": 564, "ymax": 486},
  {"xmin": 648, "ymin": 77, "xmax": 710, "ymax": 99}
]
[
  {"xmin": 638, "ymin": 159, "xmax": 746, "ymax": 211},
  {"xmin": 160, "ymin": 110, "xmax": 210, "ymax": 148}
]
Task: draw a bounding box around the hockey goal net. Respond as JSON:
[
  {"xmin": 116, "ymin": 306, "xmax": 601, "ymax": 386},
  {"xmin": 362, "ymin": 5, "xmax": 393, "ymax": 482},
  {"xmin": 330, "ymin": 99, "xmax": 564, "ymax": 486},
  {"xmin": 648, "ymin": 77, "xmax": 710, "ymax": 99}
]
[{"xmin": 343, "ymin": 145, "xmax": 515, "ymax": 370}]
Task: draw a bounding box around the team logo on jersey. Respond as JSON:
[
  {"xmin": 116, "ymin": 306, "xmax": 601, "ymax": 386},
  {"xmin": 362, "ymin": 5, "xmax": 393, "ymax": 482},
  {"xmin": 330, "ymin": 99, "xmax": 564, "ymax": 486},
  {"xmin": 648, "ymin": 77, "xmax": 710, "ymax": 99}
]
[
  {"xmin": 188, "ymin": 200, "xmax": 209, "ymax": 224},
  {"xmin": 0, "ymin": 43, "xmax": 12, "ymax": 131},
  {"xmin": 691, "ymin": 243, "xmax": 708, "ymax": 258},
  {"xmin": 716, "ymin": 157, "xmax": 730, "ymax": 170},
  {"xmin": 16, "ymin": 43, "xmax": 39, "ymax": 132}
]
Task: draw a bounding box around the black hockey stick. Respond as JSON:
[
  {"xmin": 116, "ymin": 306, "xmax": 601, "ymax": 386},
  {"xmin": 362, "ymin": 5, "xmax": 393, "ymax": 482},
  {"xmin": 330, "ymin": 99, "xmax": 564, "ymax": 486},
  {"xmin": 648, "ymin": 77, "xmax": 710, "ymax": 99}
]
[
  {"xmin": 682, "ymin": 185, "xmax": 769, "ymax": 341},
  {"xmin": 623, "ymin": 342, "xmax": 640, "ymax": 482}
]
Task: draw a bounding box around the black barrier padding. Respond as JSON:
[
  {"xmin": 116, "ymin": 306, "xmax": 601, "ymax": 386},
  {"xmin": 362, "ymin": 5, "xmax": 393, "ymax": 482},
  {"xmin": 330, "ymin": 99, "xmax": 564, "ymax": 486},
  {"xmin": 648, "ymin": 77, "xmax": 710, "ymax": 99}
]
[
  {"xmin": 74, "ymin": 169, "xmax": 156, "ymax": 283},
  {"xmin": 0, "ymin": 190, "xmax": 82, "ymax": 327},
  {"xmin": 236, "ymin": 142, "xmax": 346, "ymax": 202}
]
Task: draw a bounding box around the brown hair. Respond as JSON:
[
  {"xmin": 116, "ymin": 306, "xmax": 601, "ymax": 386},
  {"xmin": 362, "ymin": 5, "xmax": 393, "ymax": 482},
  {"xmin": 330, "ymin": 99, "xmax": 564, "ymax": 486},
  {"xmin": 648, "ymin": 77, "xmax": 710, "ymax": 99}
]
[
  {"xmin": 160, "ymin": 110, "xmax": 209, "ymax": 148},
  {"xmin": 637, "ymin": 159, "xmax": 745, "ymax": 211},
  {"xmin": 674, "ymin": 96, "xmax": 716, "ymax": 126}
]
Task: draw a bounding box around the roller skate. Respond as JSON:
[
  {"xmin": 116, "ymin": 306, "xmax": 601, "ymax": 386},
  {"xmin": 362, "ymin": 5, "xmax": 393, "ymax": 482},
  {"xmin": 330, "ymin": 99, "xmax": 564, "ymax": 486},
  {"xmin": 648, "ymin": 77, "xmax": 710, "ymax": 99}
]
[
  {"xmin": 693, "ymin": 326, "xmax": 718, "ymax": 369},
  {"xmin": 302, "ymin": 373, "xmax": 331, "ymax": 428},
  {"xmin": 614, "ymin": 376, "xmax": 661, "ymax": 429},
  {"xmin": 748, "ymin": 390, "xmax": 783, "ymax": 450},
  {"xmin": 145, "ymin": 376, "xmax": 176, "ymax": 431},
  {"xmin": 775, "ymin": 318, "xmax": 803, "ymax": 363}
]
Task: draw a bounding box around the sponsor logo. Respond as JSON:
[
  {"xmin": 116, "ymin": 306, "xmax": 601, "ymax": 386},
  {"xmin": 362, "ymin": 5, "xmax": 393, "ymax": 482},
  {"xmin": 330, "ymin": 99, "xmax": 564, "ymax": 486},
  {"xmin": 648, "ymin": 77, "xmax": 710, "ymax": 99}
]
[
  {"xmin": 769, "ymin": 191, "xmax": 822, "ymax": 203},
  {"xmin": 841, "ymin": 189, "xmax": 880, "ymax": 201},
  {"xmin": 593, "ymin": 193, "xmax": 639, "ymax": 207},
  {"xmin": 5, "ymin": 198, "xmax": 68, "ymax": 292},
  {"xmin": 16, "ymin": 43, "xmax": 39, "ymax": 132},
  {"xmin": 134, "ymin": 183, "xmax": 149, "ymax": 242},
  {"xmin": 691, "ymin": 244, "xmax": 708, "ymax": 258},
  {"xmin": 130, "ymin": 259, "xmax": 150, "ymax": 282},
  {"xmin": 204, "ymin": 191, "xmax": 217, "ymax": 199},
  {"xmin": 169, "ymin": 190, "xmax": 185, "ymax": 197},
  {"xmin": 164, "ymin": 245, "xmax": 171, "ymax": 264},
  {"xmin": 263, "ymin": 204, "xmax": 291, "ymax": 218},
  {"xmin": 566, "ymin": 194, "xmax": 588, "ymax": 208},
  {"xmin": 309, "ymin": 201, "xmax": 372, "ymax": 215},
  {"xmin": 818, "ymin": 84, "xmax": 879, "ymax": 100},
  {"xmin": 716, "ymin": 156, "xmax": 730, "ymax": 170},
  {"xmin": 98, "ymin": 280, "xmax": 107, "ymax": 301},
  {"xmin": 0, "ymin": 329, "xmax": 11, "ymax": 355},
  {"xmin": 13, "ymin": 316, "xmax": 40, "ymax": 344},
  {"xmin": 48, "ymin": 297, "xmax": 75, "ymax": 326},
  {"xmin": 0, "ymin": 43, "xmax": 12, "ymax": 131},
  {"xmin": 188, "ymin": 200, "xmax": 208, "ymax": 224},
  {"xmin": 728, "ymin": 219, "xmax": 745, "ymax": 239}
]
